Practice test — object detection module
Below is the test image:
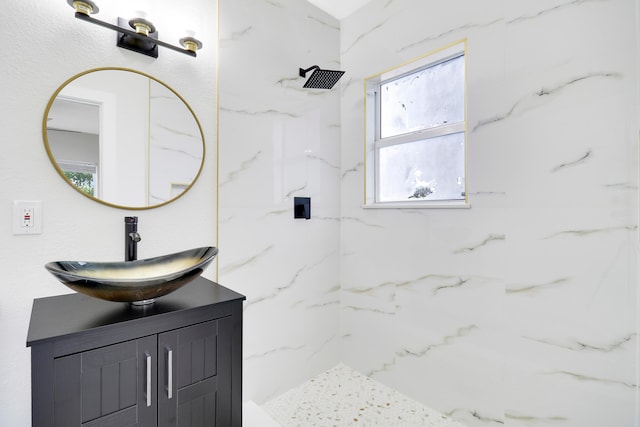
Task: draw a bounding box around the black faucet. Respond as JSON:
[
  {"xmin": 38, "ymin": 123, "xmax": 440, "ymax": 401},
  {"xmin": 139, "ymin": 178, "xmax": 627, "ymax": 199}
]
[{"xmin": 124, "ymin": 216, "xmax": 141, "ymax": 261}]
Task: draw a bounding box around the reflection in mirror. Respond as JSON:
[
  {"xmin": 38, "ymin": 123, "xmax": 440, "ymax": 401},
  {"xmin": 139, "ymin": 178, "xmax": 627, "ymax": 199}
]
[
  {"xmin": 48, "ymin": 99, "xmax": 100, "ymax": 196},
  {"xmin": 44, "ymin": 68, "xmax": 205, "ymax": 209}
]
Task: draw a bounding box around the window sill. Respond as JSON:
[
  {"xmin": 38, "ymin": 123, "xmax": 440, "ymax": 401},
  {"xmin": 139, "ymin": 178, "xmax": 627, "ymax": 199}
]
[{"xmin": 362, "ymin": 201, "xmax": 471, "ymax": 209}]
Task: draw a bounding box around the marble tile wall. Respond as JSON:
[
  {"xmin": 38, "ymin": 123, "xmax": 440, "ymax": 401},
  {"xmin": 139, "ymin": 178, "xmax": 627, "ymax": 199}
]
[
  {"xmin": 340, "ymin": 0, "xmax": 638, "ymax": 426},
  {"xmin": 218, "ymin": 0, "xmax": 342, "ymax": 404},
  {"xmin": 149, "ymin": 80, "xmax": 204, "ymax": 205}
]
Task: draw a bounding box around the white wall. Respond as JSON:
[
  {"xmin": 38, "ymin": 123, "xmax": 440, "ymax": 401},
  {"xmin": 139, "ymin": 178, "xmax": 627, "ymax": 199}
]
[
  {"xmin": 340, "ymin": 1, "xmax": 639, "ymax": 426},
  {"xmin": 0, "ymin": 0, "xmax": 218, "ymax": 425},
  {"xmin": 218, "ymin": 0, "xmax": 342, "ymax": 404}
]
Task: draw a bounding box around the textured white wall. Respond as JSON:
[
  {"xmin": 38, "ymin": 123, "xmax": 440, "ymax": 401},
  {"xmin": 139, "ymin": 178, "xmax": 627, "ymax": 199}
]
[
  {"xmin": 218, "ymin": 0, "xmax": 342, "ymax": 404},
  {"xmin": 340, "ymin": 1, "xmax": 639, "ymax": 426},
  {"xmin": 0, "ymin": 1, "xmax": 217, "ymax": 425}
]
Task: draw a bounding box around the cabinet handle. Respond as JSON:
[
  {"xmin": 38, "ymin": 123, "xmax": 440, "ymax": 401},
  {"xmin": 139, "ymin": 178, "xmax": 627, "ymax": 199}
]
[
  {"xmin": 146, "ymin": 354, "xmax": 152, "ymax": 407},
  {"xmin": 167, "ymin": 349, "xmax": 173, "ymax": 399}
]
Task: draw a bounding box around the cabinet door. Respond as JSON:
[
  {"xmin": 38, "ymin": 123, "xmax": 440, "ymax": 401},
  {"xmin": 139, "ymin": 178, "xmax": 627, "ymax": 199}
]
[
  {"xmin": 53, "ymin": 336, "xmax": 157, "ymax": 427},
  {"xmin": 158, "ymin": 317, "xmax": 233, "ymax": 427}
]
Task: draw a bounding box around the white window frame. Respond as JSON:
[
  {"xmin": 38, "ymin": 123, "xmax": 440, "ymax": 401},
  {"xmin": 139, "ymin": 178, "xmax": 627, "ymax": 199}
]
[{"xmin": 364, "ymin": 39, "xmax": 469, "ymax": 209}]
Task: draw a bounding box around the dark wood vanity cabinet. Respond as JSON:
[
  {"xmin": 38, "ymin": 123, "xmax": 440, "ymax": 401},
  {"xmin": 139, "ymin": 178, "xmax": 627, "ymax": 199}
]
[{"xmin": 27, "ymin": 278, "xmax": 245, "ymax": 427}]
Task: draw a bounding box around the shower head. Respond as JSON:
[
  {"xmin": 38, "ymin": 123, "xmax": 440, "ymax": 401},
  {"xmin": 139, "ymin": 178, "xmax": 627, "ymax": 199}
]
[{"xmin": 299, "ymin": 65, "xmax": 345, "ymax": 89}]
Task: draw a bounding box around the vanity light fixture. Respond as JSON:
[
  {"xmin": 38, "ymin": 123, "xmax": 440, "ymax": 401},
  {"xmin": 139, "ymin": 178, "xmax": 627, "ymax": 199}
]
[{"xmin": 66, "ymin": 0, "xmax": 203, "ymax": 58}]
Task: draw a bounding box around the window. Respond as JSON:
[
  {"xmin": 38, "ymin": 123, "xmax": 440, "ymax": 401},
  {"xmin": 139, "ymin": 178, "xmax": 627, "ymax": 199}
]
[
  {"xmin": 58, "ymin": 160, "xmax": 98, "ymax": 197},
  {"xmin": 365, "ymin": 40, "xmax": 468, "ymax": 207}
]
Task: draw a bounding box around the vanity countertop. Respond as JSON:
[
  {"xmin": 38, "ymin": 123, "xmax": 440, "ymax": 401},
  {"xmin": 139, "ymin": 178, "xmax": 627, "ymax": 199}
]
[{"xmin": 26, "ymin": 277, "xmax": 245, "ymax": 354}]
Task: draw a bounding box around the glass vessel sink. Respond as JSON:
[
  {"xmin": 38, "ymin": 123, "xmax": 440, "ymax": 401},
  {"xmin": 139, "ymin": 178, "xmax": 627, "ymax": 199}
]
[{"xmin": 45, "ymin": 246, "xmax": 218, "ymax": 305}]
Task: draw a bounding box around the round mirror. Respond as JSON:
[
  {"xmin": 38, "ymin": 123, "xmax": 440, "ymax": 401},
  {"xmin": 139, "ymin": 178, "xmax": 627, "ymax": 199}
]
[{"xmin": 43, "ymin": 67, "xmax": 205, "ymax": 209}]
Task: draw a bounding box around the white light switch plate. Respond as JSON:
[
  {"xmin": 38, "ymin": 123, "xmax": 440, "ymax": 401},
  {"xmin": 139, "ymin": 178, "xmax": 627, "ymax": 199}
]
[{"xmin": 13, "ymin": 200, "xmax": 42, "ymax": 235}]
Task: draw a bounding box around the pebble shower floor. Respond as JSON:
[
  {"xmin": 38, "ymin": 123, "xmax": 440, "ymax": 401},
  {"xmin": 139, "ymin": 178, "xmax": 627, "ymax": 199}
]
[{"xmin": 262, "ymin": 363, "xmax": 466, "ymax": 427}]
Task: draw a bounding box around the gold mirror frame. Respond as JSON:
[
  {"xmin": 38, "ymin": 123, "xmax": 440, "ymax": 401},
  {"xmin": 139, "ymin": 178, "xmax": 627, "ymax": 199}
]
[{"xmin": 42, "ymin": 67, "xmax": 205, "ymax": 210}]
